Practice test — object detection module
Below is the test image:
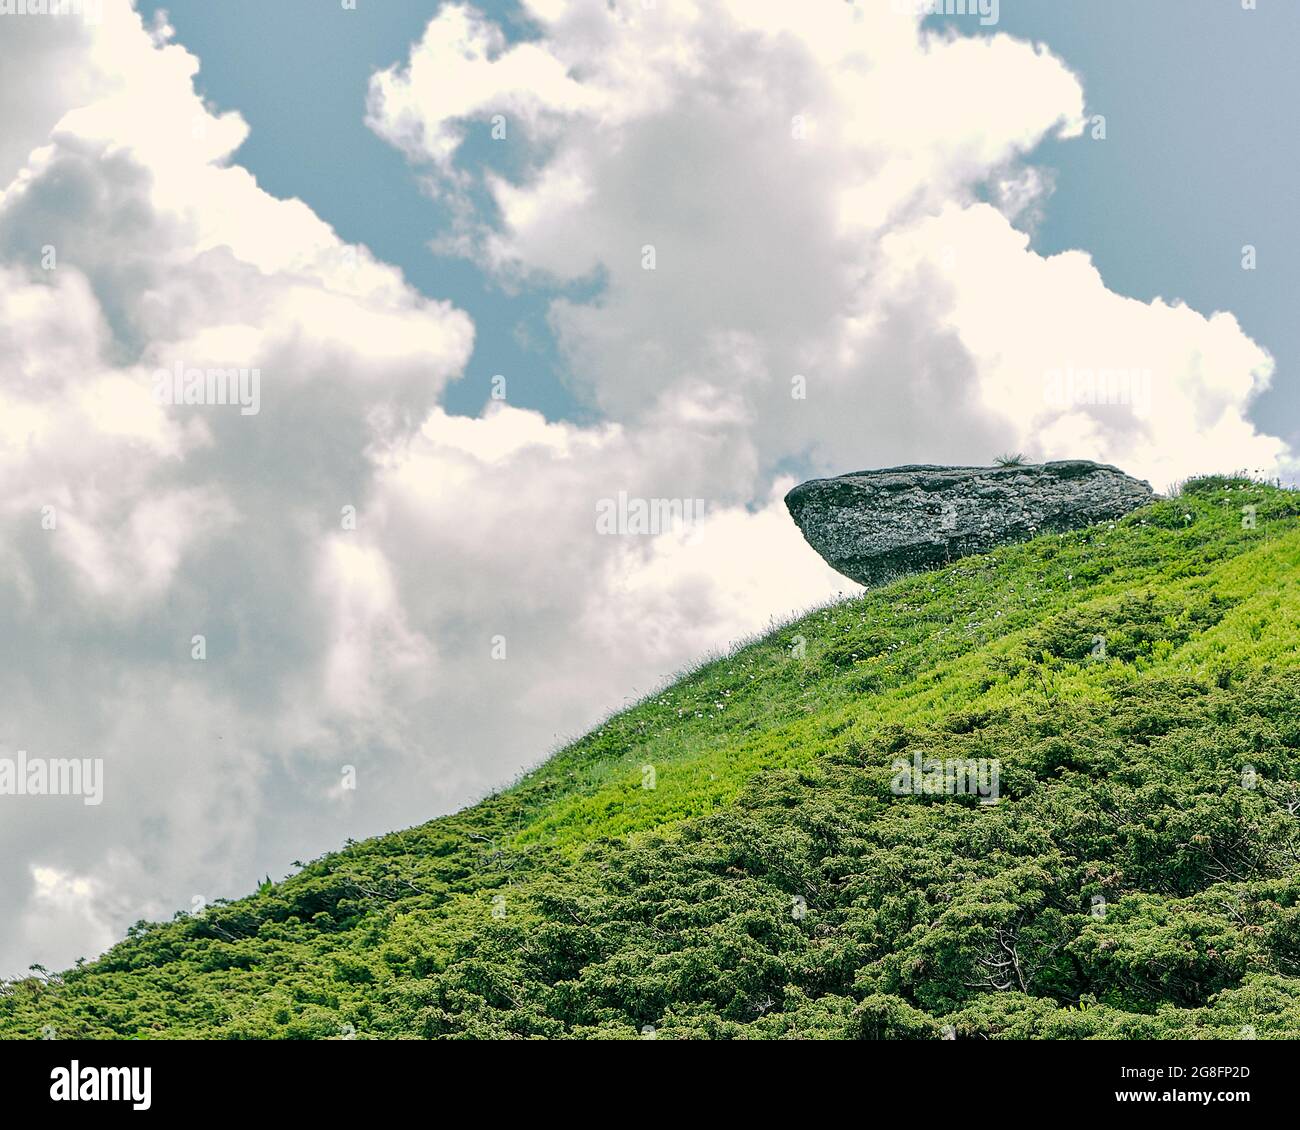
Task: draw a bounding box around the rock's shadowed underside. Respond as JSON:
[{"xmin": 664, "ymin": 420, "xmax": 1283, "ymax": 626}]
[{"xmin": 785, "ymin": 460, "xmax": 1156, "ymax": 587}]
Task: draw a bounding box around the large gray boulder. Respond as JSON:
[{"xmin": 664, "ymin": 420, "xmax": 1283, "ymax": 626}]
[{"xmin": 785, "ymin": 460, "xmax": 1155, "ymax": 587}]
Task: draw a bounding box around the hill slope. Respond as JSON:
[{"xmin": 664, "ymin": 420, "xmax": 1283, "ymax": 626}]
[{"xmin": 5, "ymin": 476, "xmax": 1300, "ymax": 1040}]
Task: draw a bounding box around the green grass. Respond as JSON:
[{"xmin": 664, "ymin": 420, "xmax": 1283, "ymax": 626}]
[{"xmin": 5, "ymin": 476, "xmax": 1300, "ymax": 1039}]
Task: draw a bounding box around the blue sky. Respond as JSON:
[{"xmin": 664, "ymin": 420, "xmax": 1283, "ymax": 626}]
[
  {"xmin": 964, "ymin": 0, "xmax": 1299, "ymax": 451},
  {"xmin": 137, "ymin": 0, "xmax": 591, "ymax": 423},
  {"xmin": 139, "ymin": 0, "xmax": 1299, "ymax": 450}
]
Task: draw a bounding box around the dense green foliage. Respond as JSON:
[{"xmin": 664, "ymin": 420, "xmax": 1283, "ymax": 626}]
[{"xmin": 5, "ymin": 476, "xmax": 1300, "ymax": 1039}]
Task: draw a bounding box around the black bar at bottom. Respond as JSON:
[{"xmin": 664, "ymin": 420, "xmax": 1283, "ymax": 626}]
[{"xmin": 0, "ymin": 1038, "xmax": 1290, "ymax": 1115}]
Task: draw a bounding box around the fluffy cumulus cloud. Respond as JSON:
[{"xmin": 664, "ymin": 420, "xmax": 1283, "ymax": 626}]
[
  {"xmin": 0, "ymin": 0, "xmax": 1286, "ymax": 975},
  {"xmin": 369, "ymin": 0, "xmax": 1287, "ymax": 487},
  {"xmin": 0, "ymin": 0, "xmax": 850, "ymax": 976}
]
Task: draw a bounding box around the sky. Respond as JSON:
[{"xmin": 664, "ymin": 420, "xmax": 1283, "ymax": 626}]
[{"xmin": 0, "ymin": 0, "xmax": 1294, "ymax": 977}]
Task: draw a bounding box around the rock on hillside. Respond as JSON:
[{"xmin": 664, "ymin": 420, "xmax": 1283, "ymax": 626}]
[{"xmin": 785, "ymin": 460, "xmax": 1155, "ymax": 587}]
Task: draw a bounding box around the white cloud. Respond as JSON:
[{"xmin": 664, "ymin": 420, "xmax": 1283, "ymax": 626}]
[
  {"xmin": 0, "ymin": 1, "xmax": 478, "ymax": 975},
  {"xmin": 16, "ymin": 866, "xmax": 119, "ymax": 974},
  {"xmin": 878, "ymin": 203, "xmax": 1286, "ymax": 484},
  {"xmin": 368, "ymin": 0, "xmax": 1285, "ymax": 490},
  {"xmin": 0, "ymin": 1, "xmax": 850, "ymax": 977}
]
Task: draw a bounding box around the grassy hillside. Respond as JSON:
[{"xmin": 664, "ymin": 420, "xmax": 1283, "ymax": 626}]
[{"xmin": 6, "ymin": 475, "xmax": 1300, "ymax": 1040}]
